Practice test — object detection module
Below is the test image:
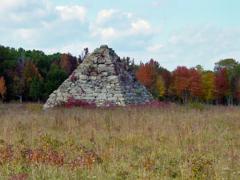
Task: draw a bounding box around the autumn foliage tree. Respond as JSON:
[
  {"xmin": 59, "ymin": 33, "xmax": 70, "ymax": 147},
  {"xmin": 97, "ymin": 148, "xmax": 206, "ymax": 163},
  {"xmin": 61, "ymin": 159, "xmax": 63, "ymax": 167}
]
[
  {"xmin": 59, "ymin": 54, "xmax": 78, "ymax": 75},
  {"xmin": 215, "ymin": 68, "xmax": 230, "ymax": 104},
  {"xmin": 136, "ymin": 59, "xmax": 158, "ymax": 95},
  {"xmin": 2, "ymin": 44, "xmax": 240, "ymax": 105},
  {"xmin": 201, "ymin": 71, "xmax": 215, "ymax": 103},
  {"xmin": 23, "ymin": 61, "xmax": 42, "ymax": 100},
  {"xmin": 234, "ymin": 78, "xmax": 240, "ymax": 103},
  {"xmin": 23, "ymin": 61, "xmax": 42, "ymax": 83},
  {"xmin": 160, "ymin": 70, "xmax": 171, "ymax": 96},
  {"xmin": 215, "ymin": 59, "xmax": 239, "ymax": 104},
  {"xmin": 188, "ymin": 68, "xmax": 202, "ymax": 99},
  {"xmin": 0, "ymin": 45, "xmax": 79, "ymax": 102},
  {"xmin": 171, "ymin": 66, "xmax": 191, "ymax": 102},
  {"xmin": 0, "ymin": 76, "xmax": 7, "ymax": 101},
  {"xmin": 171, "ymin": 67, "xmax": 202, "ymax": 102},
  {"xmin": 156, "ymin": 75, "xmax": 165, "ymax": 99}
]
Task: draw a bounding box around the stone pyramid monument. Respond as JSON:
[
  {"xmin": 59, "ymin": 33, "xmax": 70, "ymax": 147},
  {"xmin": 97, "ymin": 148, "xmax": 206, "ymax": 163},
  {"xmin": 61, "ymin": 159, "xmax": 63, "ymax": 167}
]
[{"xmin": 43, "ymin": 45, "xmax": 153, "ymax": 109}]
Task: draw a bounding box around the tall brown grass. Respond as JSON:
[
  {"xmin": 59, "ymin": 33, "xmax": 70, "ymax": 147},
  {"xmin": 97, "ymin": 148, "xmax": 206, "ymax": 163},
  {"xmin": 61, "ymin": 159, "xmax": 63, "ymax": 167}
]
[{"xmin": 0, "ymin": 103, "xmax": 239, "ymax": 179}]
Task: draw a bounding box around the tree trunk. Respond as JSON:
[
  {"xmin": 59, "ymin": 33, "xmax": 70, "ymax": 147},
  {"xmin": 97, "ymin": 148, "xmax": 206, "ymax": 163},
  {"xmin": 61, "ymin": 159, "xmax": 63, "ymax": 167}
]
[{"xmin": 18, "ymin": 95, "xmax": 23, "ymax": 103}]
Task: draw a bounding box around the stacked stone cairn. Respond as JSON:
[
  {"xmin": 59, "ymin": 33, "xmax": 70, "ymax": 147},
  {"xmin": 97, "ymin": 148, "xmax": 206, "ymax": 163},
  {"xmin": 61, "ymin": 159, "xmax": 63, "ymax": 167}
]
[{"xmin": 43, "ymin": 45, "xmax": 153, "ymax": 109}]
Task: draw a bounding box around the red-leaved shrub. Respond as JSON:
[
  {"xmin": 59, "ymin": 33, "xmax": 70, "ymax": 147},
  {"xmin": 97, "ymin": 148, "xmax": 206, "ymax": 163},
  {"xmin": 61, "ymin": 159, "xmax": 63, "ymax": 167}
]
[
  {"xmin": 65, "ymin": 97, "xmax": 168, "ymax": 109},
  {"xmin": 65, "ymin": 97, "xmax": 96, "ymax": 108}
]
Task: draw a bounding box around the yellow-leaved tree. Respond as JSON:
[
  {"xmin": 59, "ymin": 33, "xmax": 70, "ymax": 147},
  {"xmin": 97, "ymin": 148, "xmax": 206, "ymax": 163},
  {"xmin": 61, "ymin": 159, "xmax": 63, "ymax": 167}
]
[
  {"xmin": 201, "ymin": 71, "xmax": 215, "ymax": 103},
  {"xmin": 156, "ymin": 75, "xmax": 165, "ymax": 99},
  {"xmin": 0, "ymin": 76, "xmax": 7, "ymax": 101}
]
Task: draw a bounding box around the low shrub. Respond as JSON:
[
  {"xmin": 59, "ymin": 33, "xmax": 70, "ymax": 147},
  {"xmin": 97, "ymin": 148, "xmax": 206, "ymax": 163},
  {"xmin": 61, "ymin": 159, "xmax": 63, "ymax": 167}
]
[{"xmin": 65, "ymin": 97, "xmax": 96, "ymax": 108}]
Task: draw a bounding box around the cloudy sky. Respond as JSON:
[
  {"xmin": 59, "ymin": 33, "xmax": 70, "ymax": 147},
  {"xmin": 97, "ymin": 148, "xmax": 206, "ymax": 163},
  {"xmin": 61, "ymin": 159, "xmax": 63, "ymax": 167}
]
[{"xmin": 1, "ymin": 0, "xmax": 240, "ymax": 70}]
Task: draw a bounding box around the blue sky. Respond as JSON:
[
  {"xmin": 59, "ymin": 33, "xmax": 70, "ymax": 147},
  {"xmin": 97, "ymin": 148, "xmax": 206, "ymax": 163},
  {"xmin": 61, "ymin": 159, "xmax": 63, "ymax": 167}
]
[{"xmin": 0, "ymin": 0, "xmax": 240, "ymax": 70}]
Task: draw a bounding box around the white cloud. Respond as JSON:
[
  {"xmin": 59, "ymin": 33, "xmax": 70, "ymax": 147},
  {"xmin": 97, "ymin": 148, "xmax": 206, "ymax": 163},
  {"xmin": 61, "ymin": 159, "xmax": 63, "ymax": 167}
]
[
  {"xmin": 0, "ymin": 0, "xmax": 27, "ymax": 11},
  {"xmin": 147, "ymin": 26, "xmax": 240, "ymax": 70},
  {"xmin": 91, "ymin": 27, "xmax": 118, "ymax": 40},
  {"xmin": 0, "ymin": 0, "xmax": 90, "ymax": 50},
  {"xmin": 0, "ymin": 0, "xmax": 50, "ymax": 23},
  {"xmin": 99, "ymin": 27, "xmax": 118, "ymax": 40},
  {"xmin": 56, "ymin": 5, "xmax": 87, "ymax": 22},
  {"xmin": 95, "ymin": 9, "xmax": 133, "ymax": 25},
  {"xmin": 96, "ymin": 9, "xmax": 116, "ymax": 24},
  {"xmin": 0, "ymin": 2, "xmax": 159, "ymax": 67},
  {"xmin": 130, "ymin": 19, "xmax": 151, "ymax": 34},
  {"xmin": 91, "ymin": 9, "xmax": 154, "ymax": 43}
]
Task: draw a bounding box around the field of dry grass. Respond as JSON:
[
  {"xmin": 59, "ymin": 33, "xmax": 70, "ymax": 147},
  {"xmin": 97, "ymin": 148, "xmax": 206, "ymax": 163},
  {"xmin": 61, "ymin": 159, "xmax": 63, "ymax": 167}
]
[{"xmin": 0, "ymin": 103, "xmax": 239, "ymax": 179}]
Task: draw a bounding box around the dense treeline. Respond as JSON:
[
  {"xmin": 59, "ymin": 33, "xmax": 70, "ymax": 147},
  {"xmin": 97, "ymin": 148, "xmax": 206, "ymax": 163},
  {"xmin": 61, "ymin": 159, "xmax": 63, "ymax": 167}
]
[
  {"xmin": 136, "ymin": 59, "xmax": 240, "ymax": 105},
  {"xmin": 0, "ymin": 45, "xmax": 240, "ymax": 105},
  {"xmin": 0, "ymin": 45, "xmax": 85, "ymax": 102}
]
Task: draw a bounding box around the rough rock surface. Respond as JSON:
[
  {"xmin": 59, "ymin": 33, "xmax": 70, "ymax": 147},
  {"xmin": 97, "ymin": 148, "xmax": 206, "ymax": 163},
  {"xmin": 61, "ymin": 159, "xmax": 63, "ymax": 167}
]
[{"xmin": 43, "ymin": 45, "xmax": 153, "ymax": 109}]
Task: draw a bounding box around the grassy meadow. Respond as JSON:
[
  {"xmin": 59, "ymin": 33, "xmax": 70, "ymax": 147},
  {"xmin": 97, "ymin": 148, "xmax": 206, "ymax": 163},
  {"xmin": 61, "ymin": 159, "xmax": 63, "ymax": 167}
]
[{"xmin": 0, "ymin": 103, "xmax": 239, "ymax": 179}]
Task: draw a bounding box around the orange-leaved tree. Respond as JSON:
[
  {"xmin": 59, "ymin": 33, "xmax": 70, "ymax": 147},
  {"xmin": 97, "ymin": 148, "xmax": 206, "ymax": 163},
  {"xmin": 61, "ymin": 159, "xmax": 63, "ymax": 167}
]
[
  {"xmin": 59, "ymin": 53, "xmax": 78, "ymax": 75},
  {"xmin": 23, "ymin": 61, "xmax": 42, "ymax": 99},
  {"xmin": 171, "ymin": 67, "xmax": 202, "ymax": 102},
  {"xmin": 23, "ymin": 61, "xmax": 42, "ymax": 85},
  {"xmin": 0, "ymin": 76, "xmax": 7, "ymax": 101},
  {"xmin": 171, "ymin": 66, "xmax": 190, "ymax": 102},
  {"xmin": 188, "ymin": 68, "xmax": 203, "ymax": 99},
  {"xmin": 136, "ymin": 59, "xmax": 158, "ymax": 92}
]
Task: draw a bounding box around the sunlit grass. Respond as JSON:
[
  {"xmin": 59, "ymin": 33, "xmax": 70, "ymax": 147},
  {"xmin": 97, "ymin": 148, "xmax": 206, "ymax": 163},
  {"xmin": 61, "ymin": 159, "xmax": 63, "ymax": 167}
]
[{"xmin": 0, "ymin": 103, "xmax": 239, "ymax": 179}]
